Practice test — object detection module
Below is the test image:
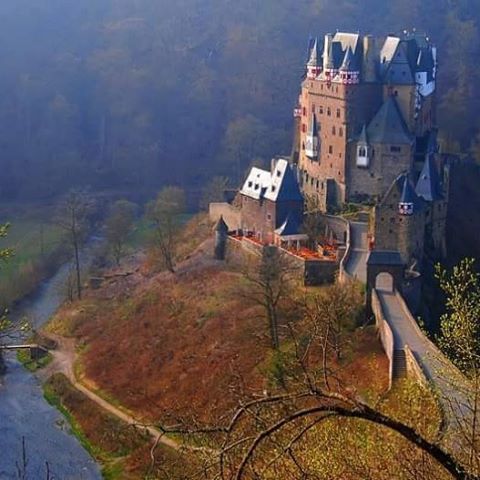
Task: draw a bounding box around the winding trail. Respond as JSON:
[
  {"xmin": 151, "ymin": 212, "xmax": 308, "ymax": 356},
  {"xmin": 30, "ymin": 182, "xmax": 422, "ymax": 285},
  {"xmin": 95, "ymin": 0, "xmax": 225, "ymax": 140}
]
[
  {"xmin": 38, "ymin": 240, "xmax": 221, "ymax": 455},
  {"xmin": 40, "ymin": 334, "xmax": 182, "ymax": 452}
]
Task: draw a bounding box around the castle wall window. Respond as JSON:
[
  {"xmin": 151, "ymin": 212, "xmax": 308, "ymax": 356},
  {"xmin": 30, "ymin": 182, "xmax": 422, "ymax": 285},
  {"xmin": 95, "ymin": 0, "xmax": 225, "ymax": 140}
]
[
  {"xmin": 312, "ymin": 104, "xmax": 316, "ymax": 113},
  {"xmin": 339, "ymin": 127, "xmax": 343, "ymax": 137},
  {"xmin": 302, "ymin": 124, "xmax": 307, "ymax": 133},
  {"xmin": 303, "ymin": 107, "xmax": 306, "ymax": 116},
  {"xmin": 336, "ymin": 109, "xmax": 341, "ymax": 118},
  {"xmin": 327, "ymin": 107, "xmax": 331, "ymax": 116},
  {"xmin": 332, "ymin": 126, "xmax": 336, "ymax": 135},
  {"xmin": 319, "ymin": 106, "xmax": 324, "ymax": 114},
  {"xmin": 390, "ymin": 146, "xmax": 401, "ymax": 153},
  {"xmin": 329, "ymin": 146, "xmax": 333, "ymax": 154}
]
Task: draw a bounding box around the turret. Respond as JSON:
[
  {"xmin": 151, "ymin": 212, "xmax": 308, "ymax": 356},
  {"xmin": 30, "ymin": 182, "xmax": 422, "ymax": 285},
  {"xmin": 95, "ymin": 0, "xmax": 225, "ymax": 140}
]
[
  {"xmin": 322, "ymin": 33, "xmax": 334, "ymax": 73},
  {"xmin": 339, "ymin": 47, "xmax": 360, "ymax": 84},
  {"xmin": 398, "ymin": 176, "xmax": 417, "ymax": 216},
  {"xmin": 356, "ymin": 125, "xmax": 370, "ymax": 167},
  {"xmin": 362, "ymin": 35, "xmax": 377, "ymax": 83},
  {"xmin": 214, "ymin": 216, "xmax": 229, "ymax": 260},
  {"xmin": 305, "ymin": 114, "xmax": 319, "ymax": 159},
  {"xmin": 306, "ymin": 37, "xmax": 322, "ymax": 79}
]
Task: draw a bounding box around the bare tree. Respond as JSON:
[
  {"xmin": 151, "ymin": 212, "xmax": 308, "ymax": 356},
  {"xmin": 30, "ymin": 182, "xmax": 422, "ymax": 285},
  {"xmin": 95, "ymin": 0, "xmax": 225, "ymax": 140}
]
[
  {"xmin": 106, "ymin": 200, "xmax": 138, "ymax": 266},
  {"xmin": 240, "ymin": 246, "xmax": 299, "ymax": 350},
  {"xmin": 55, "ymin": 190, "xmax": 94, "ymax": 300},
  {"xmin": 146, "ymin": 186, "xmax": 186, "ymax": 273}
]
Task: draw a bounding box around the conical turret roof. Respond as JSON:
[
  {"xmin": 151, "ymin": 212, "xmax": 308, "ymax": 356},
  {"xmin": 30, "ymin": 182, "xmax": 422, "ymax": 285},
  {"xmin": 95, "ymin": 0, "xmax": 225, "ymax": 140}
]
[
  {"xmin": 339, "ymin": 47, "xmax": 358, "ymax": 71},
  {"xmin": 215, "ymin": 216, "xmax": 229, "ymax": 234},
  {"xmin": 358, "ymin": 124, "xmax": 368, "ymax": 145},
  {"xmin": 307, "ymin": 37, "xmax": 321, "ymax": 66},
  {"xmin": 400, "ymin": 175, "xmax": 417, "ymax": 204},
  {"xmin": 415, "ymin": 154, "xmax": 443, "ymax": 202}
]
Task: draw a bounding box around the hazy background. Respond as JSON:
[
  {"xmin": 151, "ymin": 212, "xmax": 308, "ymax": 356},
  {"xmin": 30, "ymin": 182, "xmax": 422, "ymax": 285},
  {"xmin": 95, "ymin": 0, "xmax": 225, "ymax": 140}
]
[{"xmin": 0, "ymin": 0, "xmax": 479, "ymax": 200}]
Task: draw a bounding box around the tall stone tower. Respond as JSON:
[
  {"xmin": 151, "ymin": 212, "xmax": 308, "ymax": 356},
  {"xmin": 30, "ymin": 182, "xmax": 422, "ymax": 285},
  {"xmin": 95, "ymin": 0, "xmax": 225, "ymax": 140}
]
[{"xmin": 293, "ymin": 31, "xmax": 438, "ymax": 211}]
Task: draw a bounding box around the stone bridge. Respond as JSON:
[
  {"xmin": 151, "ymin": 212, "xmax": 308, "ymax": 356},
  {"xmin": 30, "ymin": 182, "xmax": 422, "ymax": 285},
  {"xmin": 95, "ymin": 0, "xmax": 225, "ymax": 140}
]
[
  {"xmin": 367, "ymin": 254, "xmax": 472, "ymax": 449},
  {"xmin": 0, "ymin": 344, "xmax": 49, "ymax": 360},
  {"xmin": 340, "ymin": 216, "xmax": 473, "ymax": 446}
]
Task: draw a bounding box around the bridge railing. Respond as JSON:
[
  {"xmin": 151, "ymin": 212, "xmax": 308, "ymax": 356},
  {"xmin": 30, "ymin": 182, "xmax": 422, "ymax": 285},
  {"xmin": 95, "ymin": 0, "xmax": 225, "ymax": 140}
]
[
  {"xmin": 338, "ymin": 220, "xmax": 353, "ymax": 284},
  {"xmin": 372, "ymin": 289, "xmax": 395, "ymax": 388}
]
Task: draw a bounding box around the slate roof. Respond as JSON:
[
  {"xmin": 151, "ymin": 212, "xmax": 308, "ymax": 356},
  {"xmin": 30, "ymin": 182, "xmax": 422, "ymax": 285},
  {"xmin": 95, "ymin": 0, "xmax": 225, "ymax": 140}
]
[
  {"xmin": 264, "ymin": 159, "xmax": 304, "ymax": 202},
  {"xmin": 240, "ymin": 159, "xmax": 303, "ymax": 203},
  {"xmin": 367, "ymin": 250, "xmax": 404, "ymax": 266},
  {"xmin": 380, "ymin": 173, "xmax": 424, "ymax": 212},
  {"xmin": 275, "ymin": 213, "xmax": 303, "ymax": 237},
  {"xmin": 383, "ymin": 42, "xmax": 415, "ymax": 85},
  {"xmin": 240, "ymin": 167, "xmax": 271, "ymax": 200},
  {"xmin": 340, "ymin": 47, "xmax": 358, "ymax": 71},
  {"xmin": 367, "ymin": 96, "xmax": 413, "ymax": 145},
  {"xmin": 358, "ymin": 124, "xmax": 368, "ymax": 144},
  {"xmin": 215, "ymin": 216, "xmax": 229, "ymax": 233},
  {"xmin": 399, "ymin": 175, "xmax": 418, "ymax": 205},
  {"xmin": 415, "ymin": 154, "xmax": 443, "ymax": 202}
]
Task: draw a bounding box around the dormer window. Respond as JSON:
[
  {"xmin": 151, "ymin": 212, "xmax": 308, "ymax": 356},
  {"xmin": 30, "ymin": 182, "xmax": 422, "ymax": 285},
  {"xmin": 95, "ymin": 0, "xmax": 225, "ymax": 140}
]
[{"xmin": 356, "ymin": 144, "xmax": 370, "ymax": 168}]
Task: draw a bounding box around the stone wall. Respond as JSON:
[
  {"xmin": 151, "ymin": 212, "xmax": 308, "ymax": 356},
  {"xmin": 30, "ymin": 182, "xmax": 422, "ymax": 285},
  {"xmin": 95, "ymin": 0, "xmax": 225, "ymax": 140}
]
[
  {"xmin": 225, "ymin": 236, "xmax": 337, "ymax": 286},
  {"xmin": 347, "ymin": 142, "xmax": 413, "ymax": 202},
  {"xmin": 209, "ymin": 202, "xmax": 241, "ymax": 230}
]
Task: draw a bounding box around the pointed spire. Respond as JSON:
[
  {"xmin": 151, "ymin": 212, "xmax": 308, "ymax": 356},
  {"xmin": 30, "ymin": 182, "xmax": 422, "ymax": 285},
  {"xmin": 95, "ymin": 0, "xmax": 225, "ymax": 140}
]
[
  {"xmin": 415, "ymin": 154, "xmax": 443, "ymax": 202},
  {"xmin": 358, "ymin": 124, "xmax": 368, "ymax": 145},
  {"xmin": 398, "ymin": 175, "xmax": 418, "ymax": 216},
  {"xmin": 307, "ymin": 37, "xmax": 321, "ymax": 67},
  {"xmin": 340, "ymin": 47, "xmax": 356, "ymax": 71},
  {"xmin": 215, "ymin": 216, "xmax": 229, "ymax": 234}
]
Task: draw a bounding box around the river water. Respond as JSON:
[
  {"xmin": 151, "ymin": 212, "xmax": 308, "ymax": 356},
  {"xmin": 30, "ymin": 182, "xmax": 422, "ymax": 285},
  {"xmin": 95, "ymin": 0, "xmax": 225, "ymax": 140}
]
[{"xmin": 0, "ymin": 238, "xmax": 103, "ymax": 479}]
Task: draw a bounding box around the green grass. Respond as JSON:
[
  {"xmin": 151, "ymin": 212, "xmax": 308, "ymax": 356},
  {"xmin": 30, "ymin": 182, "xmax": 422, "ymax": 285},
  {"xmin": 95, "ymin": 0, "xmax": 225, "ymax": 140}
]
[
  {"xmin": 43, "ymin": 377, "xmax": 103, "ymax": 459},
  {"xmin": 0, "ymin": 206, "xmax": 68, "ymax": 305},
  {"xmin": 17, "ymin": 349, "xmax": 53, "ymax": 372}
]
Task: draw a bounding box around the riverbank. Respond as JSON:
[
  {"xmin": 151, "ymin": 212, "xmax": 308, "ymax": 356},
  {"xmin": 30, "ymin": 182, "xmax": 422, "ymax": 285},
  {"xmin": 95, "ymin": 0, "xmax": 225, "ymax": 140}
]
[{"xmin": 0, "ymin": 234, "xmax": 107, "ymax": 479}]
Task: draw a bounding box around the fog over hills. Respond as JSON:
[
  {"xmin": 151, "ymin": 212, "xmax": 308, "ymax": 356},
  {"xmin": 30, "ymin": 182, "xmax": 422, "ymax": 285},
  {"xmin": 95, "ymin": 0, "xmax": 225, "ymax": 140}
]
[{"xmin": 0, "ymin": 0, "xmax": 478, "ymax": 200}]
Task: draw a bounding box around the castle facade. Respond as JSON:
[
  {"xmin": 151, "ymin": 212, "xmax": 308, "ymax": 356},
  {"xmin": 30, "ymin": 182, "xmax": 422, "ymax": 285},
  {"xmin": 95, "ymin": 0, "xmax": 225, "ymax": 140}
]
[{"xmin": 292, "ymin": 32, "xmax": 438, "ymax": 211}]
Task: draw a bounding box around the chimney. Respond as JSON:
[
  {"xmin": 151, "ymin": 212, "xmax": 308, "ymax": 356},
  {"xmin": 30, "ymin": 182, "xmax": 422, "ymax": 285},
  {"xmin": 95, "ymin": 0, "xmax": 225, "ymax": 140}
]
[
  {"xmin": 363, "ymin": 34, "xmax": 377, "ymax": 83},
  {"xmin": 323, "ymin": 33, "xmax": 333, "ymax": 71}
]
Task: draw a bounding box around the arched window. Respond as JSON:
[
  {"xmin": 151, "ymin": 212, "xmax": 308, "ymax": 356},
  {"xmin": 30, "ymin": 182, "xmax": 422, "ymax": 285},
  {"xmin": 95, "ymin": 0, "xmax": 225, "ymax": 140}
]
[{"xmin": 359, "ymin": 146, "xmax": 367, "ymax": 157}]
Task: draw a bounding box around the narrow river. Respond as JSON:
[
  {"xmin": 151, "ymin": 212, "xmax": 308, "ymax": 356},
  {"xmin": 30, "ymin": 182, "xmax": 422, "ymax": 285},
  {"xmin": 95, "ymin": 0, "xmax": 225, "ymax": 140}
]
[{"xmin": 0, "ymin": 238, "xmax": 103, "ymax": 479}]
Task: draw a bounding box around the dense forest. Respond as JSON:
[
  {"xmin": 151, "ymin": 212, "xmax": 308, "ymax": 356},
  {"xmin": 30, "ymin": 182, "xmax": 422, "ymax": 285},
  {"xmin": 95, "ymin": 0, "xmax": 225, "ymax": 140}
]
[{"xmin": 0, "ymin": 0, "xmax": 480, "ymax": 200}]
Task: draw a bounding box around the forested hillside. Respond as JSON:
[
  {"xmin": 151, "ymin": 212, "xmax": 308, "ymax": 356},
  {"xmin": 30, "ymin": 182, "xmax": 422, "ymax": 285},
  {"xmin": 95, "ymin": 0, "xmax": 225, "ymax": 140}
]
[{"xmin": 0, "ymin": 0, "xmax": 479, "ymax": 199}]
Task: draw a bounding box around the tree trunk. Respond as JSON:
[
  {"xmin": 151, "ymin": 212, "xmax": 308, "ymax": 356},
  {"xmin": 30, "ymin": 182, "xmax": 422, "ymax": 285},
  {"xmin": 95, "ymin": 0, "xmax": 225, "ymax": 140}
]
[
  {"xmin": 268, "ymin": 304, "xmax": 279, "ymax": 350},
  {"xmin": 73, "ymin": 232, "xmax": 82, "ymax": 300}
]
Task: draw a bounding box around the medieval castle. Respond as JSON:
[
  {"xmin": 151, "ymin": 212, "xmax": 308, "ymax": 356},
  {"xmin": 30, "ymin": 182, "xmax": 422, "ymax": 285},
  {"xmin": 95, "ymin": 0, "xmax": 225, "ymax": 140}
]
[
  {"xmin": 292, "ymin": 31, "xmax": 446, "ymax": 269},
  {"xmin": 211, "ymin": 30, "xmax": 448, "ymax": 282}
]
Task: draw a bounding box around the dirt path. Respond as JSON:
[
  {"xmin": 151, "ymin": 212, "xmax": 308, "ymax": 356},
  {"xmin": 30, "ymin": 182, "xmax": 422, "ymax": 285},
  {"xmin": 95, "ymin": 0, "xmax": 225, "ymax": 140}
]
[
  {"xmin": 37, "ymin": 241, "xmax": 222, "ymax": 454},
  {"xmin": 38, "ymin": 333, "xmax": 181, "ymax": 451}
]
